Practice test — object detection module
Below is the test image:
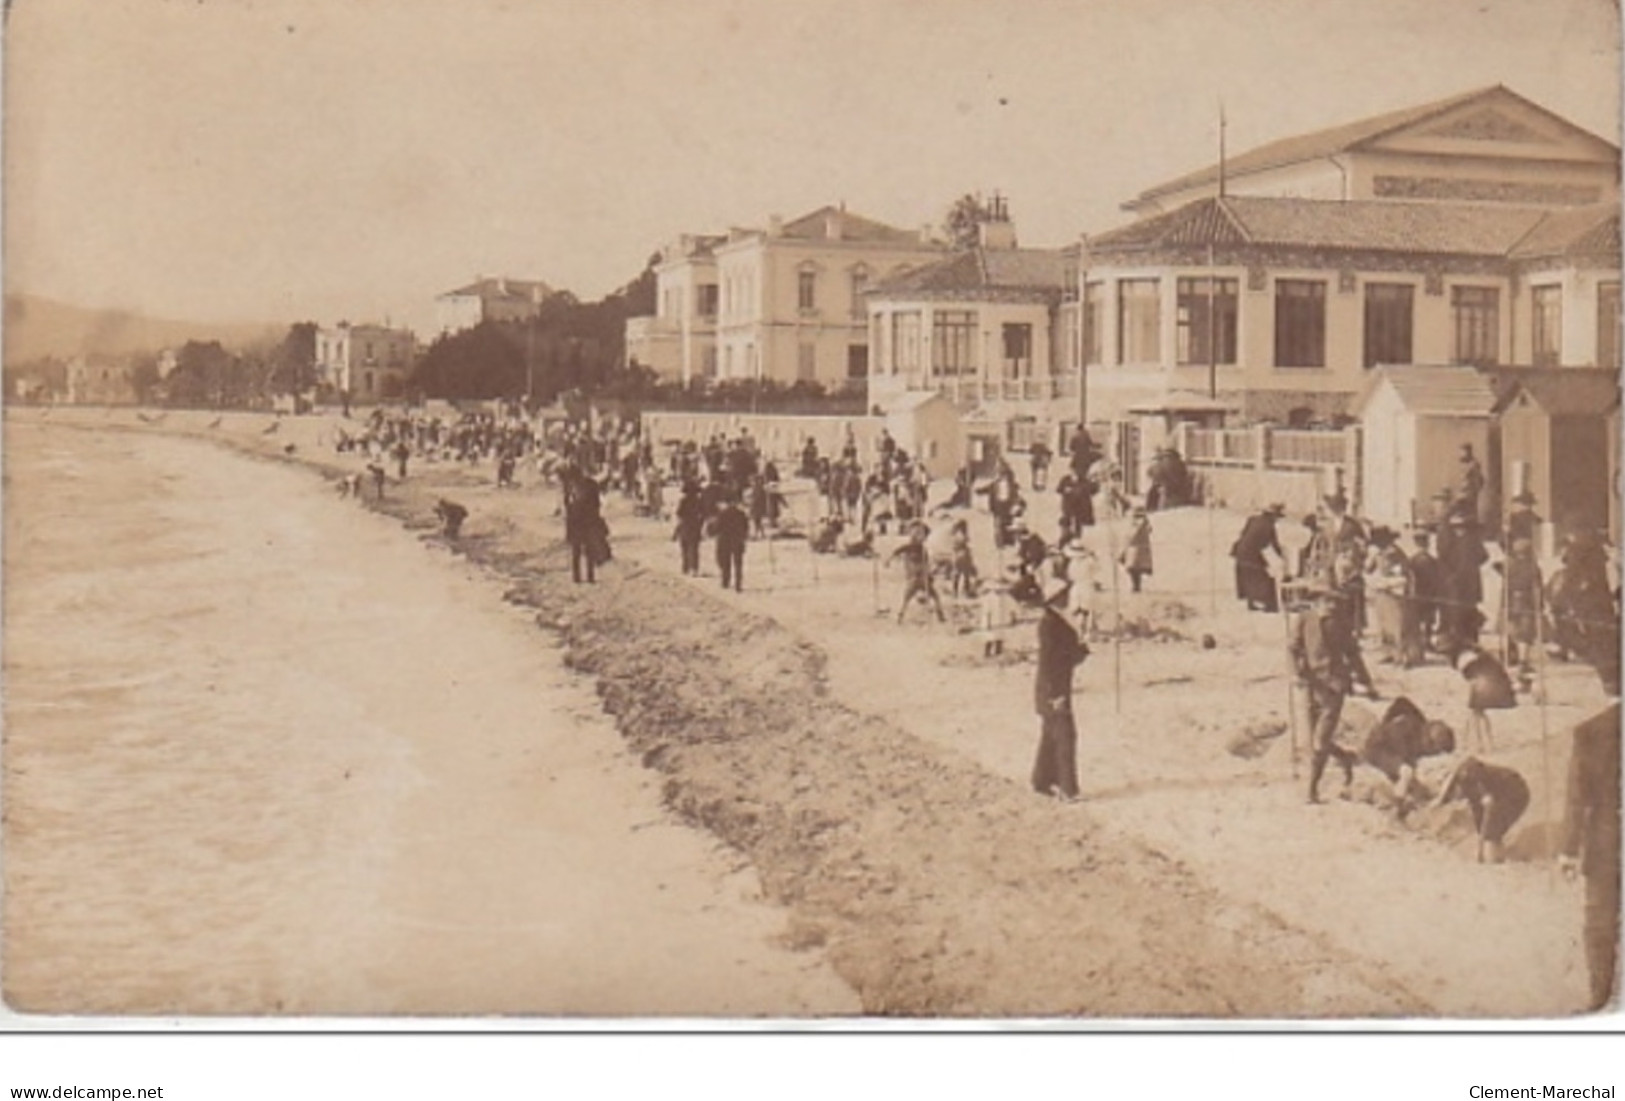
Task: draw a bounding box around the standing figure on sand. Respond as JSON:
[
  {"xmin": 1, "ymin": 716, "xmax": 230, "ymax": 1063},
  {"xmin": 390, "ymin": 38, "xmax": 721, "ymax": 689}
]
[
  {"xmin": 1290, "ymin": 581, "xmax": 1358, "ymax": 805},
  {"xmin": 564, "ymin": 466, "xmax": 606, "ymax": 584},
  {"xmin": 1232, "ymin": 502, "xmax": 1286, "ymax": 613},
  {"xmin": 711, "ymin": 494, "xmax": 749, "ymax": 593},
  {"xmin": 1031, "ymin": 569, "xmax": 1088, "ymax": 801}
]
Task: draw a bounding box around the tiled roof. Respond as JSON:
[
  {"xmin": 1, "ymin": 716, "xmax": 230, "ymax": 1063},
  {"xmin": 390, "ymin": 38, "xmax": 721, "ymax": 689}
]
[
  {"xmin": 439, "ymin": 277, "xmax": 554, "ymax": 301},
  {"xmin": 1128, "ymin": 85, "xmax": 1615, "ymax": 208},
  {"xmin": 1508, "ymin": 203, "xmax": 1622, "ymax": 260},
  {"xmin": 779, "ymin": 205, "xmax": 925, "ymax": 245},
  {"xmin": 870, "ymin": 247, "xmax": 1071, "ymax": 301},
  {"xmin": 1087, "ymin": 196, "xmax": 1623, "ymax": 260},
  {"xmin": 1358, "ymin": 365, "xmax": 1499, "ymax": 416},
  {"xmin": 1485, "ymin": 367, "xmax": 1622, "ymax": 415}
]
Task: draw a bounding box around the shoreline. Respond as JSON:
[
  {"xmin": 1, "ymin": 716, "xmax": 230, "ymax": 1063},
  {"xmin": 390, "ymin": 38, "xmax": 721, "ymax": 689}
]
[{"xmin": 9, "ymin": 405, "xmax": 1596, "ymax": 1017}]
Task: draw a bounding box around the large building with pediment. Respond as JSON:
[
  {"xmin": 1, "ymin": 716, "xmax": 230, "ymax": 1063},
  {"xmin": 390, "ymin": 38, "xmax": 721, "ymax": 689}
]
[{"xmin": 1078, "ymin": 84, "xmax": 1621, "ymax": 421}]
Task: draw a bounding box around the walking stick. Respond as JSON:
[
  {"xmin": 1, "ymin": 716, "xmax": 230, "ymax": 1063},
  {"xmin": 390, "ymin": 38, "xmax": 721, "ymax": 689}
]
[
  {"xmin": 767, "ymin": 502, "xmax": 777, "ymax": 576},
  {"xmin": 1207, "ymin": 486, "xmax": 1218, "ymax": 616},
  {"xmin": 1281, "ymin": 595, "xmax": 1300, "ymax": 781},
  {"xmin": 1103, "ymin": 495, "xmax": 1124, "ymax": 715},
  {"xmin": 808, "ymin": 492, "xmax": 819, "ymax": 585},
  {"xmin": 1535, "ymin": 578, "xmax": 1555, "ymax": 890}
]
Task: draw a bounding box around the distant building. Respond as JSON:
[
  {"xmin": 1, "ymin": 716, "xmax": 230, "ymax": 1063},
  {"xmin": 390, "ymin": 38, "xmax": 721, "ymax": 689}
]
[
  {"xmin": 866, "ymin": 199, "xmax": 1082, "ymax": 427},
  {"xmin": 630, "ymin": 205, "xmax": 948, "ymax": 392},
  {"xmin": 624, "ymin": 233, "xmax": 727, "ymax": 384},
  {"xmin": 65, "ymin": 355, "xmax": 139, "ymax": 405},
  {"xmin": 315, "ymin": 322, "xmax": 417, "ymax": 400},
  {"xmin": 435, "ymin": 276, "xmax": 555, "ymax": 334}
]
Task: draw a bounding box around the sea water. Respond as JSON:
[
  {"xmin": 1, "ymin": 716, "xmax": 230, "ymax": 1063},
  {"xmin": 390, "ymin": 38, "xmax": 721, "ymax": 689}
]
[{"xmin": 2, "ymin": 422, "xmax": 854, "ymax": 1017}]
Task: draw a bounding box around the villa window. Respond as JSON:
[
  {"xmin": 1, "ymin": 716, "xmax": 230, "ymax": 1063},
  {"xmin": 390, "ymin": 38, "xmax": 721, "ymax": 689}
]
[
  {"xmin": 696, "ymin": 284, "xmax": 718, "ymax": 319},
  {"xmin": 1274, "ymin": 279, "xmax": 1326, "ymax": 368},
  {"xmin": 892, "ymin": 311, "xmax": 921, "ymax": 374},
  {"xmin": 1117, "ymin": 279, "xmax": 1160, "ymax": 364},
  {"xmin": 1532, "ymin": 285, "xmax": 1562, "ymax": 367},
  {"xmin": 932, "ymin": 310, "xmax": 976, "ymax": 377},
  {"xmin": 849, "ymin": 269, "xmax": 869, "ymax": 320},
  {"xmin": 1451, "ymin": 286, "xmax": 1499, "ymax": 367},
  {"xmin": 1176, "ymin": 277, "xmax": 1237, "ymax": 366},
  {"xmin": 798, "ymin": 342, "xmax": 817, "ymax": 381},
  {"xmin": 1363, "ymin": 283, "xmax": 1414, "ymax": 368},
  {"xmin": 798, "ymin": 269, "xmax": 817, "ymax": 312},
  {"xmin": 1598, "ymin": 282, "xmax": 1620, "ymax": 368},
  {"xmin": 1002, "ymin": 323, "xmax": 1033, "ymax": 378}
]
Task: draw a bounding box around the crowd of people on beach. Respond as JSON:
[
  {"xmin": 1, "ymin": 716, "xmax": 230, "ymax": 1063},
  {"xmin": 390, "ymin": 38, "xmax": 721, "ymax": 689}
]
[{"xmin": 320, "ymin": 403, "xmax": 1620, "ymax": 1010}]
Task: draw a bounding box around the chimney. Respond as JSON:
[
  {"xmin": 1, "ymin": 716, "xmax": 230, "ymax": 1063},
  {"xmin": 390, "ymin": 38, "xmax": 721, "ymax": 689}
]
[
  {"xmin": 497, "ymin": 277, "xmax": 508, "ymax": 296},
  {"xmin": 979, "ymin": 219, "xmax": 1017, "ymax": 250},
  {"xmin": 978, "ymin": 194, "xmax": 1017, "ymax": 249},
  {"xmin": 767, "ymin": 214, "xmax": 784, "ymax": 238},
  {"xmin": 824, "ymin": 209, "xmax": 843, "ymax": 241}
]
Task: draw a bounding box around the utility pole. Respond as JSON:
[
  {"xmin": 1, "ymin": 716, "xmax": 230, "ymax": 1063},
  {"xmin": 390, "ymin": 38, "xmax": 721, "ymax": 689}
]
[
  {"xmin": 1210, "ymin": 100, "xmax": 1227, "ymax": 400},
  {"xmin": 1208, "ymin": 241, "xmax": 1218, "ymax": 400},
  {"xmin": 1077, "ymin": 235, "xmax": 1090, "ymax": 430}
]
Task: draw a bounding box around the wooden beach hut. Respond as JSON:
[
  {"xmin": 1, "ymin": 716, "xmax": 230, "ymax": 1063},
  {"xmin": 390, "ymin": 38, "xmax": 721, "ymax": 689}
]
[
  {"xmin": 879, "ymin": 391, "xmax": 963, "ymax": 480},
  {"xmin": 1493, "ymin": 370, "xmax": 1622, "ymax": 544},
  {"xmin": 1353, "ymin": 365, "xmax": 1497, "ymax": 530}
]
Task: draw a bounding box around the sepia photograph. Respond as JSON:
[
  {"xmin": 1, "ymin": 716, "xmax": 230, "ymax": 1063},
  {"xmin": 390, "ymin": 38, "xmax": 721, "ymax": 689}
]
[{"xmin": 2, "ymin": 0, "xmax": 1621, "ymax": 1040}]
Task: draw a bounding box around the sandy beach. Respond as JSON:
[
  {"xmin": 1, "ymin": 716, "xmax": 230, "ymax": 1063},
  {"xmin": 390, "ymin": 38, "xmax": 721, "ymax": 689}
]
[{"xmin": 5, "ymin": 404, "xmax": 1609, "ymax": 1018}]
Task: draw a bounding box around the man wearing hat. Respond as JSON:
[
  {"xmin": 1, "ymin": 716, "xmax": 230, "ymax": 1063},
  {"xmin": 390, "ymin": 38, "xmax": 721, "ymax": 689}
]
[
  {"xmin": 1290, "ymin": 579, "xmax": 1358, "ymax": 804},
  {"xmin": 1506, "ymin": 491, "xmax": 1542, "ymax": 548},
  {"xmin": 1232, "ymin": 502, "xmax": 1286, "ymax": 613},
  {"xmin": 1032, "ymin": 567, "xmax": 1088, "ymax": 801},
  {"xmin": 1438, "ymin": 508, "xmax": 1488, "ymax": 652},
  {"xmin": 1456, "ymin": 443, "xmax": 1485, "ymax": 525}
]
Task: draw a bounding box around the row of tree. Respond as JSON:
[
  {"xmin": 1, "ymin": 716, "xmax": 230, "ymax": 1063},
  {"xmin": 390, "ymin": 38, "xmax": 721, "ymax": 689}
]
[{"xmin": 12, "ymin": 193, "xmax": 999, "ymax": 409}]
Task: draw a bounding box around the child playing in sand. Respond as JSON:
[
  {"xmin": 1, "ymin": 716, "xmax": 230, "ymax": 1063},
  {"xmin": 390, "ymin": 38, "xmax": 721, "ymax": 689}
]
[
  {"xmin": 1435, "ymin": 756, "xmax": 1530, "ymax": 864},
  {"xmin": 889, "ymin": 522, "xmax": 946, "ymax": 625},
  {"xmin": 978, "ymin": 578, "xmax": 1009, "ymax": 658},
  {"xmin": 1455, "ymin": 645, "xmax": 1517, "ymax": 753},
  {"xmin": 949, "ymin": 518, "xmax": 979, "ymax": 598},
  {"xmin": 1120, "ymin": 506, "xmax": 1153, "ymax": 593}
]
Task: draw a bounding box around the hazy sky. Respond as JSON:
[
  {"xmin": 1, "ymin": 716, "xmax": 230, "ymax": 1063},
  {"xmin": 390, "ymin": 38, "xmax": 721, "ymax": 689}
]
[{"xmin": 5, "ymin": 0, "xmax": 1620, "ymax": 336}]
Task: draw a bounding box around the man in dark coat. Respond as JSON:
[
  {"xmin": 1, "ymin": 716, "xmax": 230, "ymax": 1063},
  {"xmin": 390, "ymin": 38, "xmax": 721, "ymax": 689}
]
[
  {"xmin": 1067, "ymin": 425, "xmax": 1097, "ymax": 480},
  {"xmin": 1032, "ymin": 571, "xmax": 1088, "ymax": 800},
  {"xmin": 1560, "ymin": 647, "xmax": 1621, "ymax": 1010},
  {"xmin": 674, "ymin": 480, "xmax": 706, "ymax": 576},
  {"xmin": 564, "ymin": 468, "xmax": 604, "ymax": 584},
  {"xmin": 1291, "ymin": 583, "xmax": 1358, "ymax": 804},
  {"xmin": 712, "ymin": 493, "xmax": 750, "ymax": 592},
  {"xmin": 1438, "ymin": 510, "xmax": 1487, "ymax": 651},
  {"xmin": 1232, "ymin": 503, "xmax": 1286, "ymax": 612}
]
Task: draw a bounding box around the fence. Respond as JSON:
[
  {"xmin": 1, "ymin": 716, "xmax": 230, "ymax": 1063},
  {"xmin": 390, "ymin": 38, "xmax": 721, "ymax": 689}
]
[
  {"xmin": 934, "ymin": 375, "xmax": 1079, "ymax": 404},
  {"xmin": 1176, "ymin": 422, "xmax": 1358, "ymax": 514}
]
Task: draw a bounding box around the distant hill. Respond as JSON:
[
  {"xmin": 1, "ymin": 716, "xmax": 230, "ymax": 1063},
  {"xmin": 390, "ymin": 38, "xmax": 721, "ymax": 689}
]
[{"xmin": 2, "ymin": 293, "xmax": 281, "ymax": 364}]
